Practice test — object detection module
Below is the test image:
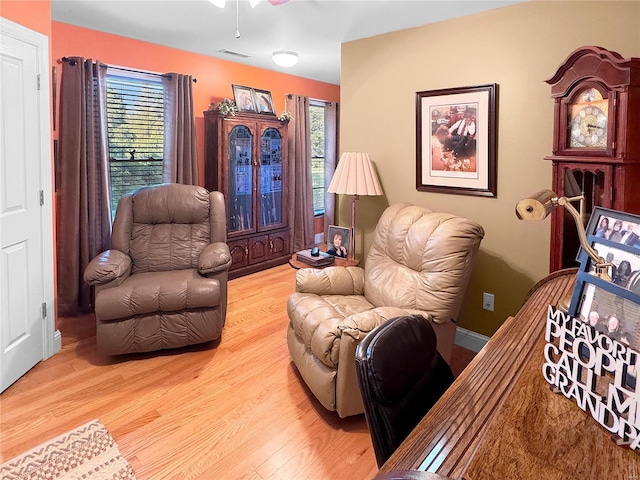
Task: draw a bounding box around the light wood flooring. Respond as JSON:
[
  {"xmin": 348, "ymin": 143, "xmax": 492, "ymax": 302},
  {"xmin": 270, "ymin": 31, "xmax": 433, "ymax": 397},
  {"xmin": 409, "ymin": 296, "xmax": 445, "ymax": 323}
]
[{"xmin": 0, "ymin": 264, "xmax": 475, "ymax": 479}]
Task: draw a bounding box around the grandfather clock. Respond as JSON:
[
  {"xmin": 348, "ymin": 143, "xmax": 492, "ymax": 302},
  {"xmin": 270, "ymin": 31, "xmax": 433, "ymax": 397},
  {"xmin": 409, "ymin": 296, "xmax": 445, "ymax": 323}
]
[{"xmin": 545, "ymin": 46, "xmax": 640, "ymax": 271}]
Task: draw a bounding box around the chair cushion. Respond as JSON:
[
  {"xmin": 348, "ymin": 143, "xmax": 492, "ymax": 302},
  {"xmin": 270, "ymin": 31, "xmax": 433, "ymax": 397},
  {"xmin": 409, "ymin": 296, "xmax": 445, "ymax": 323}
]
[
  {"xmin": 365, "ymin": 203, "xmax": 484, "ymax": 323},
  {"xmin": 95, "ymin": 269, "xmax": 221, "ymax": 321},
  {"xmin": 128, "ymin": 184, "xmax": 212, "ymax": 273}
]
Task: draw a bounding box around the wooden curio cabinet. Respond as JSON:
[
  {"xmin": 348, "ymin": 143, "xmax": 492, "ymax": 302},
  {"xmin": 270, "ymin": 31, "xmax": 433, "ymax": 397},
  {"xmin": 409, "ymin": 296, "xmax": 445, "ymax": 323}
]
[
  {"xmin": 204, "ymin": 110, "xmax": 290, "ymax": 278},
  {"xmin": 545, "ymin": 46, "xmax": 640, "ymax": 271}
]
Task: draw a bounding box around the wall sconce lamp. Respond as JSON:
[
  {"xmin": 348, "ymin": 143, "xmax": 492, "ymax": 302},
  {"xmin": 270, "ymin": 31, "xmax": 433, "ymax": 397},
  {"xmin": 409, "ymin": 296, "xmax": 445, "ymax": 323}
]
[{"xmin": 327, "ymin": 152, "xmax": 383, "ymax": 260}]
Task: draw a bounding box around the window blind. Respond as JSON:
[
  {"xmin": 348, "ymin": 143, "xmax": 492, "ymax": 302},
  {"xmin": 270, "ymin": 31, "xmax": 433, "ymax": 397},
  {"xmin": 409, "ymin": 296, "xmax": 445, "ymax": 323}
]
[{"xmin": 106, "ymin": 74, "xmax": 164, "ymax": 216}]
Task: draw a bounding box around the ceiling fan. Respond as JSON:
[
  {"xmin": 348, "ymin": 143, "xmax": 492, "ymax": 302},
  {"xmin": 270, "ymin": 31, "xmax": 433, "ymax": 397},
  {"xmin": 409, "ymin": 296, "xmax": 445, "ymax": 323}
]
[
  {"xmin": 209, "ymin": 0, "xmax": 291, "ymax": 39},
  {"xmin": 209, "ymin": 0, "xmax": 297, "ymax": 66},
  {"xmin": 208, "ymin": 0, "xmax": 290, "ymax": 7}
]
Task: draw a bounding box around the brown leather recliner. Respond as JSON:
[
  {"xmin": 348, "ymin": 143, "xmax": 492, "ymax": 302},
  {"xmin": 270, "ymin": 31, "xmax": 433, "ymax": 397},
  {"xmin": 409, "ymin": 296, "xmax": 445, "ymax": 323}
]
[
  {"xmin": 286, "ymin": 202, "xmax": 484, "ymax": 417},
  {"xmin": 83, "ymin": 183, "xmax": 231, "ymax": 355}
]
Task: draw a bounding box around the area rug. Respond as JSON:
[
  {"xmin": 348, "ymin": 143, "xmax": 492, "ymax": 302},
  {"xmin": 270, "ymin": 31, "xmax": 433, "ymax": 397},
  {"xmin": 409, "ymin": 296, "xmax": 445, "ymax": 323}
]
[{"xmin": 0, "ymin": 419, "xmax": 136, "ymax": 480}]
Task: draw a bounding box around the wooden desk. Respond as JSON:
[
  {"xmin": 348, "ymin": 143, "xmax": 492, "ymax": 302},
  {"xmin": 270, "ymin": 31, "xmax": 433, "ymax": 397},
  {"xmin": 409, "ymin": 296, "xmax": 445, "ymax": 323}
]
[{"xmin": 377, "ymin": 269, "xmax": 640, "ymax": 479}]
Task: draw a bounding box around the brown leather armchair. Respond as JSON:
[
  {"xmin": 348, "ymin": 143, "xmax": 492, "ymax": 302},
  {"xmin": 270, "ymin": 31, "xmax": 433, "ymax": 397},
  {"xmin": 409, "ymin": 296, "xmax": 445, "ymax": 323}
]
[
  {"xmin": 83, "ymin": 183, "xmax": 231, "ymax": 355},
  {"xmin": 286, "ymin": 202, "xmax": 484, "ymax": 417}
]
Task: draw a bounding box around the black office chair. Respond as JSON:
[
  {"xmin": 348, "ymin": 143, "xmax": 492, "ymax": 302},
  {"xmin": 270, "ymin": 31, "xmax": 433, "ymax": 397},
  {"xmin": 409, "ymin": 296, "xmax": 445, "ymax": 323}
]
[{"xmin": 355, "ymin": 315, "xmax": 455, "ymax": 468}]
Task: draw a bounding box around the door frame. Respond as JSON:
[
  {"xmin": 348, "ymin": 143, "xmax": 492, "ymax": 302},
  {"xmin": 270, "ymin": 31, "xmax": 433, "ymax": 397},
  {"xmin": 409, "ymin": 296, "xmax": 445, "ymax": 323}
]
[{"xmin": 1, "ymin": 17, "xmax": 58, "ymax": 360}]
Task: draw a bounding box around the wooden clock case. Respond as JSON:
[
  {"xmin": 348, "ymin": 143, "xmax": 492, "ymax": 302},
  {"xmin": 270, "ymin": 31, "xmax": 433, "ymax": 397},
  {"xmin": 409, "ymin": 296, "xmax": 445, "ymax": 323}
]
[{"xmin": 545, "ymin": 45, "xmax": 640, "ymax": 271}]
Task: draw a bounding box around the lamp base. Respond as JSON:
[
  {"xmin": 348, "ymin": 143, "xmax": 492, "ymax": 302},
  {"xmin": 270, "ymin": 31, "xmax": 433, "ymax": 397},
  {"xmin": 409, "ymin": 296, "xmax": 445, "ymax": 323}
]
[
  {"xmin": 557, "ymin": 293, "xmax": 571, "ymax": 314},
  {"xmin": 348, "ymin": 195, "xmax": 358, "ymax": 261}
]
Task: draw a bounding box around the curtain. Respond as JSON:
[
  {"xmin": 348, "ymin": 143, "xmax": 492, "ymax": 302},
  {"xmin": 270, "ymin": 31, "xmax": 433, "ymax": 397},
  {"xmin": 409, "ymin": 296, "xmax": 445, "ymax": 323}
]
[
  {"xmin": 285, "ymin": 94, "xmax": 315, "ymax": 252},
  {"xmin": 323, "ymin": 101, "xmax": 339, "ymax": 240},
  {"xmin": 57, "ymin": 57, "xmax": 111, "ymax": 316},
  {"xmin": 163, "ymin": 73, "xmax": 198, "ymax": 185}
]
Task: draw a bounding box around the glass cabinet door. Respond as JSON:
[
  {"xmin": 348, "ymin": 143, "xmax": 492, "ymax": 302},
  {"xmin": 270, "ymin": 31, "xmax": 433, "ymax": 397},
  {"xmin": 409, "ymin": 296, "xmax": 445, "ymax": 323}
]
[
  {"xmin": 259, "ymin": 127, "xmax": 283, "ymax": 228},
  {"xmin": 228, "ymin": 125, "xmax": 253, "ymax": 233}
]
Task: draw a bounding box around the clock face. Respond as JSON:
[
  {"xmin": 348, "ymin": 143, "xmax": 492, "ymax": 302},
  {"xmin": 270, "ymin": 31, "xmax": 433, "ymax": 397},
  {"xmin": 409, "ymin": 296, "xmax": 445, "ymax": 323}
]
[{"xmin": 566, "ymin": 88, "xmax": 608, "ymax": 149}]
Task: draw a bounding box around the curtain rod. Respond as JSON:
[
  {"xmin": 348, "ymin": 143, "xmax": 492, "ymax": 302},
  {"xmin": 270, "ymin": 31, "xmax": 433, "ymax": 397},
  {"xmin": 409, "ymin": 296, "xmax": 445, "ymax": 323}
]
[
  {"xmin": 60, "ymin": 57, "xmax": 197, "ymax": 83},
  {"xmin": 286, "ymin": 94, "xmax": 333, "ymax": 106}
]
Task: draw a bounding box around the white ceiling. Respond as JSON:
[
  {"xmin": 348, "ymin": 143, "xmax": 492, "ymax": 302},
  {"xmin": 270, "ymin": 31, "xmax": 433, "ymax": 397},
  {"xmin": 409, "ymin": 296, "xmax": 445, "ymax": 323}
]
[{"xmin": 51, "ymin": 0, "xmax": 523, "ymax": 85}]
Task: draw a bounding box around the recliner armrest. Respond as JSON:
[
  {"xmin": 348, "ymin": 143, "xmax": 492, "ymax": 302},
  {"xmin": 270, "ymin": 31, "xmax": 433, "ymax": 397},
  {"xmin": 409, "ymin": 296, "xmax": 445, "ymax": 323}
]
[
  {"xmin": 83, "ymin": 249, "xmax": 132, "ymax": 286},
  {"xmin": 339, "ymin": 307, "xmax": 432, "ymax": 341},
  {"xmin": 295, "ymin": 266, "xmax": 365, "ymax": 295},
  {"xmin": 198, "ymin": 242, "xmax": 232, "ymax": 275}
]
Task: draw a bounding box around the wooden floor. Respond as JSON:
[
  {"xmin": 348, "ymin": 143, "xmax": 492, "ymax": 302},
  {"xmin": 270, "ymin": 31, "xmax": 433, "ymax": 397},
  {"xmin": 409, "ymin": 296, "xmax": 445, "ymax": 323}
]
[{"xmin": 0, "ymin": 264, "xmax": 475, "ymax": 479}]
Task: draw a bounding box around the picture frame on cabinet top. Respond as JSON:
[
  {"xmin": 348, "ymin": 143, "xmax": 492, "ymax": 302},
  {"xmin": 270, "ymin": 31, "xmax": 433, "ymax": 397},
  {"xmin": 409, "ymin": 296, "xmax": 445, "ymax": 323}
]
[
  {"xmin": 232, "ymin": 84, "xmax": 257, "ymax": 113},
  {"xmin": 254, "ymin": 89, "xmax": 276, "ymax": 116}
]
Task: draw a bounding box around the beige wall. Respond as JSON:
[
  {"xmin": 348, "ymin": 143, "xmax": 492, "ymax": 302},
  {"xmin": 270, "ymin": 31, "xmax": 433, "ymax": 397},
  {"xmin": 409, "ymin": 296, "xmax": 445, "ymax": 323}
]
[{"xmin": 339, "ymin": 1, "xmax": 640, "ymax": 336}]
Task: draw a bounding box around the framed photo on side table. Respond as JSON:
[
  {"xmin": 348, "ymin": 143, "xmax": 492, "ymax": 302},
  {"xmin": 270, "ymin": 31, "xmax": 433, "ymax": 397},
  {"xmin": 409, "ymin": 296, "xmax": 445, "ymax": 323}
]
[
  {"xmin": 416, "ymin": 83, "xmax": 497, "ymax": 197},
  {"xmin": 326, "ymin": 225, "xmax": 350, "ymax": 259}
]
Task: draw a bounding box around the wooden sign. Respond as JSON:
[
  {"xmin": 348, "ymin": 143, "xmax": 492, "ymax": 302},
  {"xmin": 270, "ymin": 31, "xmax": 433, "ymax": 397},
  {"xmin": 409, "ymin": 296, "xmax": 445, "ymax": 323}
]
[{"xmin": 543, "ymin": 306, "xmax": 640, "ymax": 450}]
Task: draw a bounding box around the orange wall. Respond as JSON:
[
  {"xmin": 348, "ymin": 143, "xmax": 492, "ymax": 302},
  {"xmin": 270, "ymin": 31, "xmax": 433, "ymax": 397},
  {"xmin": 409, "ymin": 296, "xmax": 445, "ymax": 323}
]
[
  {"xmin": 52, "ymin": 21, "xmax": 340, "ymax": 186},
  {"xmin": 1, "ymin": 0, "xmax": 51, "ymax": 36},
  {"xmin": 3, "ymin": 2, "xmax": 338, "ymax": 324}
]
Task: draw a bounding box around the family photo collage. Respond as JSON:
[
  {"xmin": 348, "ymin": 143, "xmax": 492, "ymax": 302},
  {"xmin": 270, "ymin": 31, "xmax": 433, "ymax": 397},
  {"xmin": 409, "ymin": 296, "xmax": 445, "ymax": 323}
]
[{"xmin": 569, "ymin": 207, "xmax": 640, "ymax": 353}]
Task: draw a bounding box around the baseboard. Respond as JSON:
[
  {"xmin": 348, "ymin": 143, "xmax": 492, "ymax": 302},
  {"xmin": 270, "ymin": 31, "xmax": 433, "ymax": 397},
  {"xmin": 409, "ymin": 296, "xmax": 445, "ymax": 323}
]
[
  {"xmin": 53, "ymin": 329, "xmax": 62, "ymax": 354},
  {"xmin": 454, "ymin": 327, "xmax": 489, "ymax": 353}
]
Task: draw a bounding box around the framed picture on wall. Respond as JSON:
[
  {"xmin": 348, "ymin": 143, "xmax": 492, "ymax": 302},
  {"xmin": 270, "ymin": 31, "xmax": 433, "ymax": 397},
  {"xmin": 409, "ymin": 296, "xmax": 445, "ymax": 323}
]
[
  {"xmin": 416, "ymin": 83, "xmax": 497, "ymax": 197},
  {"xmin": 232, "ymin": 84, "xmax": 257, "ymax": 113}
]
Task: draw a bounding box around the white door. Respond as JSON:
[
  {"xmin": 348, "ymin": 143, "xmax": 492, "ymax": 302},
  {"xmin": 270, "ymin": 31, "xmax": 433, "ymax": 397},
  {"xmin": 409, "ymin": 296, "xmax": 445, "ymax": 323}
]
[{"xmin": 0, "ymin": 18, "xmax": 56, "ymax": 393}]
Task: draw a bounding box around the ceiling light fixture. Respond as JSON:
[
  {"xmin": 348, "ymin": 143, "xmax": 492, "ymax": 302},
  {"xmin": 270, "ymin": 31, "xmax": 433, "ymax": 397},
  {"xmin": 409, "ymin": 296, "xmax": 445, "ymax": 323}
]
[
  {"xmin": 272, "ymin": 51, "xmax": 299, "ymax": 67},
  {"xmin": 208, "ymin": 0, "xmax": 226, "ymax": 7},
  {"xmin": 249, "ymin": 0, "xmax": 261, "ymax": 7}
]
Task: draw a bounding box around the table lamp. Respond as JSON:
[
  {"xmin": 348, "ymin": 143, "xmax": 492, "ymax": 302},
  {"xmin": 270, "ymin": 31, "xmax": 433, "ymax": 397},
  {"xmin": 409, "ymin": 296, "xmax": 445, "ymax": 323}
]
[
  {"xmin": 327, "ymin": 152, "xmax": 383, "ymax": 260},
  {"xmin": 515, "ymin": 189, "xmax": 611, "ymax": 311}
]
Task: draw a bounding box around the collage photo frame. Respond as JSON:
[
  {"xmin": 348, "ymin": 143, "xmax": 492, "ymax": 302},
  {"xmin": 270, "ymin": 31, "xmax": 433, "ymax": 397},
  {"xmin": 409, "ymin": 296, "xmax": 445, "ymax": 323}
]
[{"xmin": 568, "ymin": 206, "xmax": 640, "ymax": 351}]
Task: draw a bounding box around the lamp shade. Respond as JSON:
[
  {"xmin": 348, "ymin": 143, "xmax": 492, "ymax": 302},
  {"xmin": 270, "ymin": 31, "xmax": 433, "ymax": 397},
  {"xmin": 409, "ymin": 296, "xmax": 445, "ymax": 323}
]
[
  {"xmin": 272, "ymin": 51, "xmax": 299, "ymax": 67},
  {"xmin": 515, "ymin": 189, "xmax": 557, "ymax": 221},
  {"xmin": 327, "ymin": 152, "xmax": 383, "ymax": 196}
]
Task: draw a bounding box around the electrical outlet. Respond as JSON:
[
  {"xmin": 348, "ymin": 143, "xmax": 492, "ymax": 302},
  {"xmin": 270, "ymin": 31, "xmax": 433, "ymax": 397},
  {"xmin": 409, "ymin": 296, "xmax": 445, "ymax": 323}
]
[{"xmin": 483, "ymin": 292, "xmax": 495, "ymax": 311}]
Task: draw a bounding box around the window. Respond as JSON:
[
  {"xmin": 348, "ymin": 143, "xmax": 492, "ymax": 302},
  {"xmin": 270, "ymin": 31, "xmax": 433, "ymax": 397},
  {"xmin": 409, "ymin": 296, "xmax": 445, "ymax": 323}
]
[
  {"xmin": 105, "ymin": 72, "xmax": 164, "ymax": 217},
  {"xmin": 309, "ymin": 101, "xmax": 326, "ymax": 216}
]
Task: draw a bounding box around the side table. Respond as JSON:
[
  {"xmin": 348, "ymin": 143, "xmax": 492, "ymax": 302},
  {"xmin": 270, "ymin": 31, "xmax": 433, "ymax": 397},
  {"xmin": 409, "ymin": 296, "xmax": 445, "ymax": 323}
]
[{"xmin": 288, "ymin": 246, "xmax": 360, "ymax": 270}]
